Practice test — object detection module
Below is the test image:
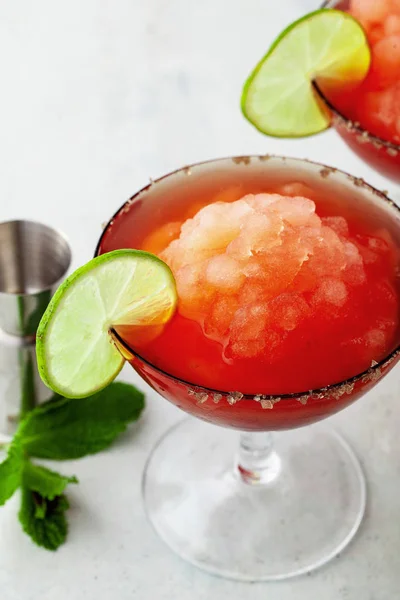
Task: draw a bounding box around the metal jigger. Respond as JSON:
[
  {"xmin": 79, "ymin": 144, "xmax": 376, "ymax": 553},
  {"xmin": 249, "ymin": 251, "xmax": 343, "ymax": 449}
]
[{"xmin": 0, "ymin": 220, "xmax": 71, "ymax": 437}]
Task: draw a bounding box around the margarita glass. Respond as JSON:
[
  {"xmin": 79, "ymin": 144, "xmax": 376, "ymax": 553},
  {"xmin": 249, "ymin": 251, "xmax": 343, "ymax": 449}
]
[
  {"xmin": 316, "ymin": 0, "xmax": 400, "ymax": 183},
  {"xmin": 96, "ymin": 156, "xmax": 400, "ymax": 581}
]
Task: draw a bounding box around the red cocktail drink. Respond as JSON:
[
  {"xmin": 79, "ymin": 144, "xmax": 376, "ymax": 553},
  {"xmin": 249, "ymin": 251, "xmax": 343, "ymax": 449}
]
[
  {"xmin": 318, "ymin": 0, "xmax": 400, "ymax": 182},
  {"xmin": 98, "ymin": 156, "xmax": 400, "ymax": 431}
]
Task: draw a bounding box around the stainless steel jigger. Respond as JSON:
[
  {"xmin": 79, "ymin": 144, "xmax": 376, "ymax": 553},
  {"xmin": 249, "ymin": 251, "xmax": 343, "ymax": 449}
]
[{"xmin": 0, "ymin": 220, "xmax": 71, "ymax": 437}]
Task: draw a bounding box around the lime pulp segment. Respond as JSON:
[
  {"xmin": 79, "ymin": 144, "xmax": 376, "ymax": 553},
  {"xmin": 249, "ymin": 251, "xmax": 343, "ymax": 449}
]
[
  {"xmin": 36, "ymin": 250, "xmax": 177, "ymax": 399},
  {"xmin": 241, "ymin": 9, "xmax": 371, "ymax": 137}
]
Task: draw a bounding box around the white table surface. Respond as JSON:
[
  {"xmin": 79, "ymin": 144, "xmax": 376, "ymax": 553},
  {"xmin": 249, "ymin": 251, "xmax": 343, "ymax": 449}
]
[{"xmin": 0, "ymin": 1, "xmax": 399, "ymax": 598}]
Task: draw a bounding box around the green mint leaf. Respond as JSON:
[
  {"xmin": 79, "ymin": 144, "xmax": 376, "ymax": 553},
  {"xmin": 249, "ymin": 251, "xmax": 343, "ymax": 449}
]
[
  {"xmin": 18, "ymin": 381, "xmax": 145, "ymax": 460},
  {"xmin": 19, "ymin": 487, "xmax": 69, "ymax": 551},
  {"xmin": 23, "ymin": 461, "xmax": 77, "ymax": 501},
  {"xmin": 0, "ymin": 442, "xmax": 23, "ymax": 506}
]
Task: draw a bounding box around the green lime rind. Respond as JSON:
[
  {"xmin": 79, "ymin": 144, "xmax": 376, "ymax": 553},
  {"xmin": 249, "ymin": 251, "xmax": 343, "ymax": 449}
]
[
  {"xmin": 241, "ymin": 9, "xmax": 371, "ymax": 138},
  {"xmin": 36, "ymin": 249, "xmax": 177, "ymax": 399}
]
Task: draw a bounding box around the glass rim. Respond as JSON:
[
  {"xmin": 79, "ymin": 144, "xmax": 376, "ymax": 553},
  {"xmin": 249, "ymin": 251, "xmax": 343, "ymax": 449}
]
[
  {"xmin": 318, "ymin": 2, "xmax": 400, "ymax": 154},
  {"xmin": 95, "ymin": 154, "xmax": 400, "ymax": 402}
]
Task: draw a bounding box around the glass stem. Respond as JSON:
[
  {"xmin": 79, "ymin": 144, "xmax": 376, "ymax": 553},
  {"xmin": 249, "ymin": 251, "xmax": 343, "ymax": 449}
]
[{"xmin": 236, "ymin": 431, "xmax": 281, "ymax": 485}]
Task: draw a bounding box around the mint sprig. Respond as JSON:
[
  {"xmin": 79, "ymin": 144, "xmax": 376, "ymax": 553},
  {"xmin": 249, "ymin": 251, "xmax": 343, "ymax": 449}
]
[
  {"xmin": 0, "ymin": 381, "xmax": 144, "ymax": 550},
  {"xmin": 20, "ymin": 382, "xmax": 145, "ymax": 460}
]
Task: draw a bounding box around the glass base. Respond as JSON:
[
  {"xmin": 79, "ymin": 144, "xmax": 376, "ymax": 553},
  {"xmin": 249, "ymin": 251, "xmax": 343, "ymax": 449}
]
[{"xmin": 142, "ymin": 418, "xmax": 366, "ymax": 581}]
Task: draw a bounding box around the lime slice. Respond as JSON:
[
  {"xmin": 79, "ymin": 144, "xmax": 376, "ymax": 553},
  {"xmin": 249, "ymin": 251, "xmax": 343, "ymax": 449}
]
[
  {"xmin": 241, "ymin": 9, "xmax": 371, "ymax": 137},
  {"xmin": 36, "ymin": 249, "xmax": 177, "ymax": 399}
]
